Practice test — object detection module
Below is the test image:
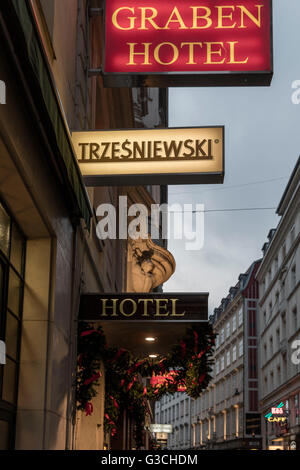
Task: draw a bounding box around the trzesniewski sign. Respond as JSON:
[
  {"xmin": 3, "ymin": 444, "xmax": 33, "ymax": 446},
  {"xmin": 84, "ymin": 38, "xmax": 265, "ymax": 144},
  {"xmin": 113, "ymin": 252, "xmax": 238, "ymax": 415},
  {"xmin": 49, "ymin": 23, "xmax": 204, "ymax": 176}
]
[
  {"xmin": 72, "ymin": 127, "xmax": 224, "ymax": 185},
  {"xmin": 79, "ymin": 293, "xmax": 208, "ymax": 321},
  {"xmin": 103, "ymin": 0, "xmax": 273, "ymax": 87}
]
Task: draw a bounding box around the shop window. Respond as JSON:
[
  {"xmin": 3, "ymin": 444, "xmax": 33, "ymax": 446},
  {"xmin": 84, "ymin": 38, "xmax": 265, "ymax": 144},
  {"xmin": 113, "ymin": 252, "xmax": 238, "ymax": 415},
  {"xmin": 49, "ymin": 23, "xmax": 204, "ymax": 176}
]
[
  {"xmin": 2, "ymin": 358, "xmax": 17, "ymax": 404},
  {"xmin": 10, "ymin": 224, "xmax": 24, "ymax": 274},
  {"xmin": 0, "ymin": 204, "xmax": 10, "ymax": 257},
  {"xmin": 0, "ymin": 200, "xmax": 26, "ymax": 448},
  {"xmin": 7, "ymin": 269, "xmax": 22, "ymax": 317},
  {"xmin": 0, "ymin": 419, "xmax": 10, "ymax": 450}
]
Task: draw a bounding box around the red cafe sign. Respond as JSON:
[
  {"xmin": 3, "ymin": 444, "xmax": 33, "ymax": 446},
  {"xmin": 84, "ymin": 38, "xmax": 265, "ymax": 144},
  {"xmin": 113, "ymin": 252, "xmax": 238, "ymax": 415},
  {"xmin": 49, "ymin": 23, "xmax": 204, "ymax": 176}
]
[{"xmin": 103, "ymin": 0, "xmax": 273, "ymax": 87}]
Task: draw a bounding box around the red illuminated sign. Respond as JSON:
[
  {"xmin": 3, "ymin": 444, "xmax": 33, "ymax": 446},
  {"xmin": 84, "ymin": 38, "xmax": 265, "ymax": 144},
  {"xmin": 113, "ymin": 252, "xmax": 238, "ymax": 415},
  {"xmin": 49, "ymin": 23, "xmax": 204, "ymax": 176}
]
[
  {"xmin": 271, "ymin": 407, "xmax": 284, "ymax": 415},
  {"xmin": 103, "ymin": 0, "xmax": 273, "ymax": 87}
]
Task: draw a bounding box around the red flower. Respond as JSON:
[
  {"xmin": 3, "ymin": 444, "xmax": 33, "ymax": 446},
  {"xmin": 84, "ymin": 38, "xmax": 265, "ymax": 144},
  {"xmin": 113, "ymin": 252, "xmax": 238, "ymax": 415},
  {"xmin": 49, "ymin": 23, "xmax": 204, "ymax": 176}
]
[
  {"xmin": 180, "ymin": 340, "xmax": 186, "ymax": 358},
  {"xmin": 110, "ymin": 396, "xmax": 119, "ymax": 409},
  {"xmin": 198, "ymin": 373, "xmax": 206, "ymax": 384},
  {"xmin": 193, "ymin": 330, "xmax": 198, "ymax": 353},
  {"xmin": 85, "ymin": 402, "xmax": 93, "ymax": 416},
  {"xmin": 80, "ymin": 329, "xmax": 94, "ymax": 337},
  {"xmin": 83, "ymin": 372, "xmax": 101, "ymax": 386},
  {"xmin": 127, "ymin": 377, "xmax": 136, "ymax": 391}
]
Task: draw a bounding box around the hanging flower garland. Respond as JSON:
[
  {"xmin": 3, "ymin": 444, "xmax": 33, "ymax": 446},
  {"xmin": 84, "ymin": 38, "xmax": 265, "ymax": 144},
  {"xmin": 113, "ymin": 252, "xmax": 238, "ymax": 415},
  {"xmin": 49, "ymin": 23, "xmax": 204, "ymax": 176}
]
[
  {"xmin": 76, "ymin": 322, "xmax": 110, "ymax": 415},
  {"xmin": 76, "ymin": 321, "xmax": 215, "ymax": 447}
]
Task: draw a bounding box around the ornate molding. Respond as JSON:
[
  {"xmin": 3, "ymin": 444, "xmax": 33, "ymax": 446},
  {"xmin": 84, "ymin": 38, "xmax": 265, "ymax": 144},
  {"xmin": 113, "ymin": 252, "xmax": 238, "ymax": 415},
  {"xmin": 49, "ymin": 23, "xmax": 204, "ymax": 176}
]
[{"xmin": 127, "ymin": 235, "xmax": 176, "ymax": 292}]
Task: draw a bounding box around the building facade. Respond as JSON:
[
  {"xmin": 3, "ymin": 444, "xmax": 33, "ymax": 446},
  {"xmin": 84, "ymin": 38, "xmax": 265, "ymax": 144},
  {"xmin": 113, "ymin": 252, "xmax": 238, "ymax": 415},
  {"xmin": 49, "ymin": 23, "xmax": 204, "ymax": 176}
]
[
  {"xmin": 256, "ymin": 157, "xmax": 300, "ymax": 451},
  {"xmin": 192, "ymin": 261, "xmax": 262, "ymax": 450},
  {"xmin": 154, "ymin": 261, "xmax": 262, "ymax": 450},
  {"xmin": 0, "ymin": 0, "xmax": 174, "ymax": 450},
  {"xmin": 154, "ymin": 393, "xmax": 192, "ymax": 449}
]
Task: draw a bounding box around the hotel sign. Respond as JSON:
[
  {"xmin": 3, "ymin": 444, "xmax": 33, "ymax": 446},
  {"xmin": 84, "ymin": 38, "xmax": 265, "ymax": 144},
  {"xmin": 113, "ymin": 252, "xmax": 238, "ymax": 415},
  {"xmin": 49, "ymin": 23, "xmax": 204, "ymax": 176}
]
[
  {"xmin": 103, "ymin": 0, "xmax": 273, "ymax": 87},
  {"xmin": 79, "ymin": 293, "xmax": 208, "ymax": 322},
  {"xmin": 72, "ymin": 127, "xmax": 224, "ymax": 185}
]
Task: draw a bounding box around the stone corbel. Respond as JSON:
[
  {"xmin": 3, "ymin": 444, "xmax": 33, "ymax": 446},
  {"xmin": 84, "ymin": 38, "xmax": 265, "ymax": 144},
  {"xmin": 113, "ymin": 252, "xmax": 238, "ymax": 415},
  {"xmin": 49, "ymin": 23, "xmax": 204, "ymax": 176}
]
[{"xmin": 127, "ymin": 235, "xmax": 176, "ymax": 293}]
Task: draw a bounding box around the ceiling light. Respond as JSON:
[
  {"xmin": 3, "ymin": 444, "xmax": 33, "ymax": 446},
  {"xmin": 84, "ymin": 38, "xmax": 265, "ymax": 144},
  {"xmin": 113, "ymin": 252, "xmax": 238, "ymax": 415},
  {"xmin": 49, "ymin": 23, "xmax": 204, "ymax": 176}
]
[
  {"xmin": 145, "ymin": 337, "xmax": 156, "ymax": 342},
  {"xmin": 149, "ymin": 354, "xmax": 158, "ymax": 358}
]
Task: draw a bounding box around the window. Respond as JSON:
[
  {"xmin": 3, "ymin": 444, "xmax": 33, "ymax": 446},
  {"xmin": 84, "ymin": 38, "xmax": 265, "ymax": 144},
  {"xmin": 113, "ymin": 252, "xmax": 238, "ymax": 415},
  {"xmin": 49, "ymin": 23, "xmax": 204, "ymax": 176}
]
[
  {"xmin": 221, "ymin": 328, "xmax": 224, "ymax": 344},
  {"xmin": 226, "ymin": 350, "xmax": 231, "ymax": 367},
  {"xmin": 293, "ymin": 307, "xmax": 297, "ymax": 331},
  {"xmin": 232, "ymin": 345, "xmax": 237, "ymax": 362},
  {"xmin": 263, "ymin": 310, "xmax": 266, "ymax": 326},
  {"xmin": 263, "ymin": 343, "xmax": 267, "ymax": 362},
  {"xmin": 268, "ymin": 268, "xmax": 272, "ymax": 284},
  {"xmin": 274, "ymin": 256, "xmax": 279, "ymax": 273},
  {"xmin": 238, "ymin": 340, "xmax": 243, "ymax": 357},
  {"xmin": 291, "ymin": 265, "xmax": 296, "ymax": 290},
  {"xmin": 281, "ymin": 312, "xmax": 287, "ymax": 339},
  {"xmin": 232, "ymin": 315, "xmax": 236, "ymax": 332},
  {"xmin": 180, "ymin": 401, "xmax": 184, "ymax": 417},
  {"xmin": 269, "ymin": 336, "xmax": 273, "ymax": 356},
  {"xmin": 276, "ymin": 328, "xmax": 280, "ymax": 349},
  {"xmin": 290, "ymin": 225, "xmax": 295, "ymax": 244},
  {"xmin": 294, "ymin": 394, "xmax": 299, "ymax": 424},
  {"xmin": 277, "ymin": 365, "xmax": 281, "ymax": 385},
  {"xmin": 285, "ymin": 399, "xmax": 289, "ymax": 413},
  {"xmin": 264, "ymin": 375, "xmax": 268, "ymax": 392},
  {"xmin": 226, "ymin": 322, "xmax": 230, "ymax": 339},
  {"xmin": 215, "ymin": 335, "xmax": 219, "ymax": 349},
  {"xmin": 221, "ymin": 356, "xmax": 225, "ymax": 371},
  {"xmin": 270, "ymin": 371, "xmax": 274, "ymax": 389},
  {"xmin": 238, "ymin": 308, "xmax": 243, "ymax": 326},
  {"xmin": 282, "ymin": 242, "xmax": 286, "ymax": 261},
  {"xmin": 216, "ymin": 360, "xmax": 220, "ymax": 375}
]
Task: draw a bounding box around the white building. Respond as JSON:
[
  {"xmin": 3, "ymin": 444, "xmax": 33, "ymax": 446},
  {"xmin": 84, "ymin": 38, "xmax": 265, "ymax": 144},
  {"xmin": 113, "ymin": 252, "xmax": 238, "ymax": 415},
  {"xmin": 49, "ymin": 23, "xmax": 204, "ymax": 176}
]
[
  {"xmin": 256, "ymin": 157, "xmax": 300, "ymax": 450},
  {"xmin": 154, "ymin": 393, "xmax": 192, "ymax": 449},
  {"xmin": 191, "ymin": 261, "xmax": 262, "ymax": 450},
  {"xmin": 154, "ymin": 260, "xmax": 262, "ymax": 450}
]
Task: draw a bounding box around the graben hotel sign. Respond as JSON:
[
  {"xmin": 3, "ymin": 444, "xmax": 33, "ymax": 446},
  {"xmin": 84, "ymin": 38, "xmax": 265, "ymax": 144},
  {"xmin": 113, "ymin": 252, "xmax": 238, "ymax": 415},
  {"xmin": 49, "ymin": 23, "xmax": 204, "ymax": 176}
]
[{"xmin": 103, "ymin": 0, "xmax": 273, "ymax": 87}]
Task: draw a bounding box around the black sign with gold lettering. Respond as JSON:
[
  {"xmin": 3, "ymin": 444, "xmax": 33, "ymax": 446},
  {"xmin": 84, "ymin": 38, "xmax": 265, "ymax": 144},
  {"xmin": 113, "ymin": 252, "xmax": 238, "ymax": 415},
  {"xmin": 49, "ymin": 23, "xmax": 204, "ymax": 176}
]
[{"xmin": 79, "ymin": 293, "xmax": 208, "ymax": 322}]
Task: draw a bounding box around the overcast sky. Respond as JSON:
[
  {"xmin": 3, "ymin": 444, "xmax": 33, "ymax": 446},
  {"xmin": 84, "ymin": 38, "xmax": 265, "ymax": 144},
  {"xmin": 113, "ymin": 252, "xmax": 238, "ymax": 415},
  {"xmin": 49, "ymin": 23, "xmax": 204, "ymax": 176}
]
[{"xmin": 164, "ymin": 0, "xmax": 300, "ymax": 314}]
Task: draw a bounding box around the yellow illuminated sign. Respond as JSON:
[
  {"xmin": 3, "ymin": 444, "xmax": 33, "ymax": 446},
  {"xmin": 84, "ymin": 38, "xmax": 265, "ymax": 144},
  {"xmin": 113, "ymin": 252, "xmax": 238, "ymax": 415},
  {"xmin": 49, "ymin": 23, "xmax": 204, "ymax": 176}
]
[
  {"xmin": 72, "ymin": 127, "xmax": 224, "ymax": 185},
  {"xmin": 267, "ymin": 417, "xmax": 287, "ymax": 423}
]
